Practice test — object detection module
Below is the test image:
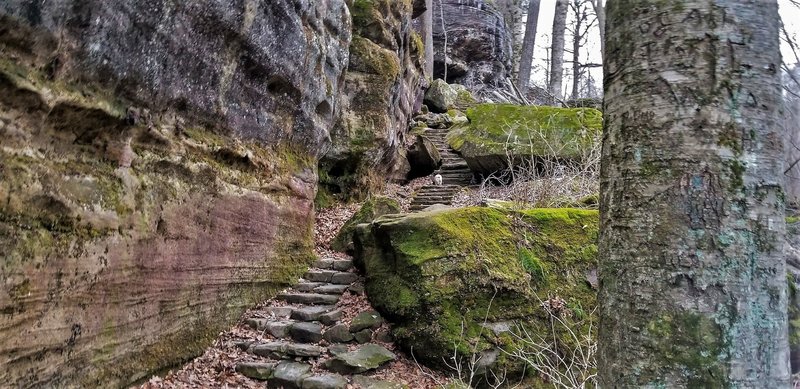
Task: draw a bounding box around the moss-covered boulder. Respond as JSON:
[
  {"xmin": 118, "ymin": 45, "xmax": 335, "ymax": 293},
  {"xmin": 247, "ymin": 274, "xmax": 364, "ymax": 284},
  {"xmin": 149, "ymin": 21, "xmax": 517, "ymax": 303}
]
[
  {"xmin": 423, "ymin": 79, "xmax": 476, "ymax": 113},
  {"xmin": 353, "ymin": 206, "xmax": 598, "ymax": 379},
  {"xmin": 331, "ymin": 197, "xmax": 402, "ymax": 253},
  {"xmin": 447, "ymin": 104, "xmax": 602, "ymax": 176}
]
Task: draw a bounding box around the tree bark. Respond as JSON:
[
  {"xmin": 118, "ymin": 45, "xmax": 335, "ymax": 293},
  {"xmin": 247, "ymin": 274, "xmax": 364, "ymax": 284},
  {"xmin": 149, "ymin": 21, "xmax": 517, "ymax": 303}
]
[
  {"xmin": 599, "ymin": 1, "xmax": 789, "ymax": 387},
  {"xmin": 570, "ymin": 0, "xmax": 582, "ymax": 100},
  {"xmin": 590, "ymin": 0, "xmax": 604, "ymax": 60},
  {"xmin": 548, "ymin": 0, "xmax": 568, "ymax": 103},
  {"xmin": 423, "ymin": 0, "xmax": 434, "ymax": 77},
  {"xmin": 516, "ymin": 0, "xmax": 541, "ymax": 95}
]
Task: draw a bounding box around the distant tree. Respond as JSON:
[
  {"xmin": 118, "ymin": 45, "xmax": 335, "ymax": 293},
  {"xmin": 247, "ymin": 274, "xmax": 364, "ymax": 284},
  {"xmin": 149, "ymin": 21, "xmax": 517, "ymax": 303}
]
[
  {"xmin": 517, "ymin": 0, "xmax": 541, "ymax": 94},
  {"xmin": 566, "ymin": 0, "xmax": 597, "ymax": 100},
  {"xmin": 600, "ymin": 1, "xmax": 789, "ymax": 387},
  {"xmin": 589, "ymin": 0, "xmax": 605, "ymax": 59},
  {"xmin": 495, "ymin": 0, "xmax": 526, "ymax": 74},
  {"xmin": 423, "ymin": 0, "xmax": 434, "ymax": 77},
  {"xmin": 548, "ymin": 0, "xmax": 568, "ymax": 103}
]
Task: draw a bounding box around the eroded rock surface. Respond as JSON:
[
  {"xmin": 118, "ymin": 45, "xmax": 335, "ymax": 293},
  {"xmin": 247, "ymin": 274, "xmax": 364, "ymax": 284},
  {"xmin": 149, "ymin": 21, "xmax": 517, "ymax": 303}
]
[
  {"xmin": 321, "ymin": 0, "xmax": 427, "ymax": 198},
  {"xmin": 0, "ymin": 1, "xmax": 350, "ymax": 386},
  {"xmin": 432, "ymin": 0, "xmax": 514, "ymax": 98}
]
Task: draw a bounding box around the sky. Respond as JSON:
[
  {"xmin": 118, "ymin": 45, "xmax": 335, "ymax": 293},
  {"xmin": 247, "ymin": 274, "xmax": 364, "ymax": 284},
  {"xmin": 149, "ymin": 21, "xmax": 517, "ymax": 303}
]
[{"xmin": 525, "ymin": 0, "xmax": 800, "ymax": 97}]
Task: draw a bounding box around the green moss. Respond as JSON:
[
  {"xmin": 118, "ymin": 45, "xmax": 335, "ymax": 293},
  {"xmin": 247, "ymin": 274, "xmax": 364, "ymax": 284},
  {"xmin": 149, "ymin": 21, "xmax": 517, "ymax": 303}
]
[
  {"xmin": 350, "ymin": 36, "xmax": 401, "ymax": 80},
  {"xmin": 357, "ymin": 207, "xmax": 599, "ymax": 377},
  {"xmin": 331, "ymin": 196, "xmax": 401, "ymax": 252},
  {"xmin": 447, "ymin": 104, "xmax": 602, "ymax": 159},
  {"xmin": 643, "ymin": 313, "xmax": 727, "ymax": 387}
]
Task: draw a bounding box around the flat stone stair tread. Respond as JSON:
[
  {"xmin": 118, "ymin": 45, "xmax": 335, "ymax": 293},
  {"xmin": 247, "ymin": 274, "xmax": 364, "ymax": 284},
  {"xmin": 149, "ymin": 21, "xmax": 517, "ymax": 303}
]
[
  {"xmin": 314, "ymin": 284, "xmax": 350, "ymax": 294},
  {"xmin": 251, "ymin": 341, "xmax": 325, "ymax": 358},
  {"xmin": 294, "ymin": 282, "xmax": 325, "ymax": 292},
  {"xmin": 292, "ymin": 305, "xmax": 337, "ymax": 321},
  {"xmin": 290, "ymin": 322, "xmax": 324, "ymax": 343},
  {"xmin": 278, "ymin": 292, "xmax": 340, "ymax": 305},
  {"xmin": 235, "ymin": 361, "xmax": 277, "ymax": 381},
  {"xmin": 270, "ymin": 361, "xmax": 312, "ymax": 388},
  {"xmin": 302, "ymin": 374, "xmax": 348, "ymax": 389},
  {"xmin": 304, "ymin": 269, "xmax": 338, "ymax": 282},
  {"xmin": 313, "ymin": 259, "xmax": 354, "ymax": 271}
]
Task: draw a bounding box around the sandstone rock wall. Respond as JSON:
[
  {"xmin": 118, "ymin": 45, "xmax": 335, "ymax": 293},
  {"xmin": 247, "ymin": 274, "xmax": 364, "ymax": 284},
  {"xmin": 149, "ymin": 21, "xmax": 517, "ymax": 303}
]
[
  {"xmin": 320, "ymin": 0, "xmax": 427, "ymax": 198},
  {"xmin": 0, "ymin": 1, "xmax": 350, "ymax": 386},
  {"xmin": 431, "ymin": 0, "xmax": 514, "ymax": 98}
]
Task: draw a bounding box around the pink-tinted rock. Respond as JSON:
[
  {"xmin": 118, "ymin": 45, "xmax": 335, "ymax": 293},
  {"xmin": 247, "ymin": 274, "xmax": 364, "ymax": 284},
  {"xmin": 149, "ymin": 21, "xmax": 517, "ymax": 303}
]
[{"xmin": 0, "ymin": 1, "xmax": 350, "ymax": 387}]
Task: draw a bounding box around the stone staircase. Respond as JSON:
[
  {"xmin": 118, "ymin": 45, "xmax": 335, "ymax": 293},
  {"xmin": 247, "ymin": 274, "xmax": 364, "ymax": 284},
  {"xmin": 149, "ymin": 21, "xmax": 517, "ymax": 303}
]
[
  {"xmin": 409, "ymin": 127, "xmax": 473, "ymax": 212},
  {"xmin": 232, "ymin": 257, "xmax": 402, "ymax": 388}
]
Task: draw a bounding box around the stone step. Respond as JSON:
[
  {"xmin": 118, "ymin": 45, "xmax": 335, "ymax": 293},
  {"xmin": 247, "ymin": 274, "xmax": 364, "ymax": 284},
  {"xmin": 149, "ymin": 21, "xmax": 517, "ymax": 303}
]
[
  {"xmin": 301, "ymin": 374, "xmax": 348, "ymax": 389},
  {"xmin": 245, "ymin": 318, "xmax": 295, "ymax": 338},
  {"xmin": 270, "ymin": 361, "xmax": 312, "ymax": 388},
  {"xmin": 291, "ymin": 305, "xmax": 337, "ymax": 321},
  {"xmin": 251, "ymin": 341, "xmax": 325, "ymax": 359},
  {"xmin": 278, "ymin": 292, "xmax": 339, "ymax": 305},
  {"xmin": 289, "ymin": 322, "xmax": 323, "ymax": 343},
  {"xmin": 440, "ymin": 163, "xmax": 468, "ymax": 170},
  {"xmin": 420, "ymin": 185, "xmax": 459, "ymax": 190},
  {"xmin": 313, "ymin": 258, "xmax": 354, "ymax": 271},
  {"xmin": 412, "ymin": 195, "xmax": 453, "ymax": 201},
  {"xmin": 304, "ymin": 270, "xmax": 358, "ymax": 285},
  {"xmin": 415, "ymin": 189, "xmax": 458, "ymax": 195},
  {"xmin": 293, "ymin": 282, "xmax": 349, "ymax": 295},
  {"xmin": 313, "ymin": 284, "xmax": 350, "ymax": 295}
]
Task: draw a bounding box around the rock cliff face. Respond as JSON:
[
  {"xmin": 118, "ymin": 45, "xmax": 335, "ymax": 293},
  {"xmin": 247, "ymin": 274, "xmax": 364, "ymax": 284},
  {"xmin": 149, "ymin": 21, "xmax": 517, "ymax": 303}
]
[
  {"xmin": 320, "ymin": 0, "xmax": 427, "ymax": 198},
  {"xmin": 432, "ymin": 0, "xmax": 514, "ymax": 98},
  {"xmin": 0, "ymin": 1, "xmax": 350, "ymax": 387}
]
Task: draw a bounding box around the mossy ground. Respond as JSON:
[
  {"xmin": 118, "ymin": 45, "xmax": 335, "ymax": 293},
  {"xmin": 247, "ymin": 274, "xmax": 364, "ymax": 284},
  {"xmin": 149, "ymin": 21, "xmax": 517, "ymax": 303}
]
[
  {"xmin": 447, "ymin": 104, "xmax": 602, "ymax": 159},
  {"xmin": 355, "ymin": 207, "xmax": 599, "ymax": 381}
]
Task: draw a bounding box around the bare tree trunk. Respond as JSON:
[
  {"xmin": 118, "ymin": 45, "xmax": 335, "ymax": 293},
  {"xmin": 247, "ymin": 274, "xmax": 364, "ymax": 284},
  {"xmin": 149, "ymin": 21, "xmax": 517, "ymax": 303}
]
[
  {"xmin": 548, "ymin": 0, "xmax": 568, "ymax": 103},
  {"xmin": 422, "ymin": 0, "xmax": 434, "ymax": 77},
  {"xmin": 599, "ymin": 1, "xmax": 790, "ymax": 387},
  {"xmin": 438, "ymin": 0, "xmax": 447, "ymax": 82},
  {"xmin": 570, "ymin": 0, "xmax": 582, "ymax": 100},
  {"xmin": 590, "ymin": 0, "xmax": 604, "ymax": 60},
  {"xmin": 516, "ymin": 0, "xmax": 541, "ymax": 95}
]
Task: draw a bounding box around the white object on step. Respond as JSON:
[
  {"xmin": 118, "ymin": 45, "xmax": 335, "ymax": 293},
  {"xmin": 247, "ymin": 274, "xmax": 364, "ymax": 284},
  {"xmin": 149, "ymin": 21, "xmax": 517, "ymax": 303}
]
[{"xmin": 433, "ymin": 174, "xmax": 443, "ymax": 186}]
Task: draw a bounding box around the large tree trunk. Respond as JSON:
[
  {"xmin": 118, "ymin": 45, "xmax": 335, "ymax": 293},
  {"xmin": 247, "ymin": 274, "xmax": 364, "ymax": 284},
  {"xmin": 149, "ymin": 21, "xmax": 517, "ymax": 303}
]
[
  {"xmin": 599, "ymin": 1, "xmax": 790, "ymax": 387},
  {"xmin": 548, "ymin": 0, "xmax": 568, "ymax": 103},
  {"xmin": 423, "ymin": 0, "xmax": 434, "ymax": 77},
  {"xmin": 516, "ymin": 0, "xmax": 541, "ymax": 94}
]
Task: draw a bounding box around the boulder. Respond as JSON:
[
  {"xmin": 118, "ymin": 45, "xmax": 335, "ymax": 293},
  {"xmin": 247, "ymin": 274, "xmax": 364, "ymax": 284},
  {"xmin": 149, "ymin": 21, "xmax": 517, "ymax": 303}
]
[
  {"xmin": 447, "ymin": 104, "xmax": 603, "ymax": 177},
  {"xmin": 350, "ymin": 311, "xmax": 384, "ymax": 333},
  {"xmin": 331, "ymin": 196, "xmax": 402, "ymax": 253},
  {"xmin": 321, "ymin": 0, "xmax": 428, "ymax": 198},
  {"xmin": 353, "ymin": 207, "xmax": 598, "ymax": 378},
  {"xmin": 431, "ymin": 0, "xmax": 514, "ymax": 98},
  {"xmin": 0, "ymin": 1, "xmax": 349, "ymax": 386},
  {"xmin": 423, "ymin": 79, "xmax": 476, "ymax": 113},
  {"xmin": 406, "ymin": 135, "xmax": 442, "ymax": 179}
]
